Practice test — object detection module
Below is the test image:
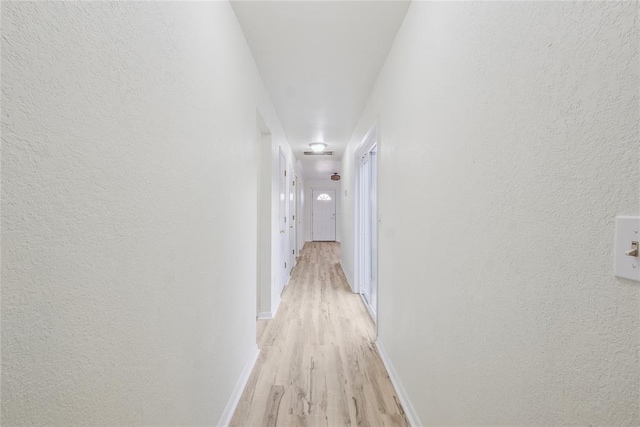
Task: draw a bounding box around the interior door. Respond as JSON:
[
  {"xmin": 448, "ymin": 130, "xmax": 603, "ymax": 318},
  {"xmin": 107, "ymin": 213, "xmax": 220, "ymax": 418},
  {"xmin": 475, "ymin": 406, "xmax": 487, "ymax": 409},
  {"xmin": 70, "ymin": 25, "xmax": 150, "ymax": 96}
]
[
  {"xmin": 359, "ymin": 146, "xmax": 377, "ymax": 319},
  {"xmin": 289, "ymin": 174, "xmax": 296, "ymax": 274},
  {"xmin": 312, "ymin": 189, "xmax": 336, "ymax": 241},
  {"xmin": 279, "ymin": 150, "xmax": 287, "ymax": 293}
]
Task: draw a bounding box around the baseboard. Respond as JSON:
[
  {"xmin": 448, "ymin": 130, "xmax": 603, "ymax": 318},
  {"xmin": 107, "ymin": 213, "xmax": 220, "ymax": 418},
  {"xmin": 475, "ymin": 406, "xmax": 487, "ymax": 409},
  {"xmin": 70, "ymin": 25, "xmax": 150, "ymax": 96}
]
[
  {"xmin": 272, "ymin": 295, "xmax": 281, "ymax": 318},
  {"xmin": 375, "ymin": 339, "xmax": 422, "ymax": 427},
  {"xmin": 339, "ymin": 262, "xmax": 356, "ymax": 293},
  {"xmin": 257, "ymin": 294, "xmax": 281, "ymax": 320},
  {"xmin": 217, "ymin": 345, "xmax": 260, "ymax": 427},
  {"xmin": 359, "ymin": 293, "xmax": 377, "ymax": 324}
]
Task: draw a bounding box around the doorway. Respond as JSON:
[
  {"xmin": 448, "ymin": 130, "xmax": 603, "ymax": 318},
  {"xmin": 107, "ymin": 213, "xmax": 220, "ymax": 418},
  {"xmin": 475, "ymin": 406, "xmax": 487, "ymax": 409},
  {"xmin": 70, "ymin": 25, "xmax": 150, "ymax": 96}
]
[
  {"xmin": 256, "ymin": 111, "xmax": 294, "ymax": 345},
  {"xmin": 289, "ymin": 174, "xmax": 297, "ymax": 272},
  {"xmin": 256, "ymin": 112, "xmax": 271, "ymax": 323},
  {"xmin": 278, "ymin": 148, "xmax": 288, "ymax": 294},
  {"xmin": 356, "ymin": 127, "xmax": 378, "ymax": 323},
  {"xmin": 296, "ymin": 175, "xmax": 305, "ymax": 259},
  {"xmin": 312, "ymin": 189, "xmax": 337, "ymax": 241}
]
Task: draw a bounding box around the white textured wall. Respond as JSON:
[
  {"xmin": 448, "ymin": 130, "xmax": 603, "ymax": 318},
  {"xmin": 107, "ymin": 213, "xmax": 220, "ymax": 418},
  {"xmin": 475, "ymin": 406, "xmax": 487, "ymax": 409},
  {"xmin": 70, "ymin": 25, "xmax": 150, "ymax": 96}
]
[
  {"xmin": 341, "ymin": 2, "xmax": 639, "ymax": 425},
  {"xmin": 1, "ymin": 2, "xmax": 287, "ymax": 425},
  {"xmin": 304, "ymin": 179, "xmax": 341, "ymax": 243}
]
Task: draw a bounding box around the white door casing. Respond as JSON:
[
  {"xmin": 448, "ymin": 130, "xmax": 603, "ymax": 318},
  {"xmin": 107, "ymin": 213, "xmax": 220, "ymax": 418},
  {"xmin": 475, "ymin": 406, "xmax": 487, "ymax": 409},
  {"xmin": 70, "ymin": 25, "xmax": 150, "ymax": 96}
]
[
  {"xmin": 360, "ymin": 153, "xmax": 371, "ymax": 304},
  {"xmin": 312, "ymin": 189, "xmax": 336, "ymax": 241},
  {"xmin": 368, "ymin": 149, "xmax": 378, "ymax": 312}
]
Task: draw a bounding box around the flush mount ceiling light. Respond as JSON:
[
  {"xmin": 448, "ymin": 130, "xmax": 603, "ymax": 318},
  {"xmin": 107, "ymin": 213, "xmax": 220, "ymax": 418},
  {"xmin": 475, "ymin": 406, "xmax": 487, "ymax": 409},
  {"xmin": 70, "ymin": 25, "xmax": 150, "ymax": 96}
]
[{"xmin": 309, "ymin": 142, "xmax": 327, "ymax": 153}]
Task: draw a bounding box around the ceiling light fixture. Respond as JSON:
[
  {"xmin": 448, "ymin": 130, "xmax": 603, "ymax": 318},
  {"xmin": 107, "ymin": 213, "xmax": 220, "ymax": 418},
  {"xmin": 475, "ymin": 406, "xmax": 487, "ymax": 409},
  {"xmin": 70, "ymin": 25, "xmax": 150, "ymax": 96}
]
[{"xmin": 309, "ymin": 142, "xmax": 327, "ymax": 153}]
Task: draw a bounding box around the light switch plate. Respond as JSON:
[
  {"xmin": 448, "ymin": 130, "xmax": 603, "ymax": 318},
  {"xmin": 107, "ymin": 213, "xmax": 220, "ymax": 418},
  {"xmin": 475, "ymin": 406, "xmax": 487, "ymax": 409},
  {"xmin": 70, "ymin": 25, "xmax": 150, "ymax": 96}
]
[{"xmin": 614, "ymin": 216, "xmax": 640, "ymax": 282}]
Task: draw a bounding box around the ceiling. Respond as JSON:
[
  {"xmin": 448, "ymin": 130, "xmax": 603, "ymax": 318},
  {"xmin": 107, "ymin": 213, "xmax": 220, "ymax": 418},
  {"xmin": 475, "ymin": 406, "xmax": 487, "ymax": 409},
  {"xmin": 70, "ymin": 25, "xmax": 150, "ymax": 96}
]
[{"xmin": 231, "ymin": 1, "xmax": 410, "ymax": 179}]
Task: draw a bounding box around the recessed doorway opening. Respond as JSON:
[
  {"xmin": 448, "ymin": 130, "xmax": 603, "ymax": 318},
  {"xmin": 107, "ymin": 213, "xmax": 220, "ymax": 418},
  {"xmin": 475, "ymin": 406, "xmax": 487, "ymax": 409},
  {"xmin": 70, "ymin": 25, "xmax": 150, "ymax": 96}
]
[{"xmin": 355, "ymin": 126, "xmax": 378, "ymax": 324}]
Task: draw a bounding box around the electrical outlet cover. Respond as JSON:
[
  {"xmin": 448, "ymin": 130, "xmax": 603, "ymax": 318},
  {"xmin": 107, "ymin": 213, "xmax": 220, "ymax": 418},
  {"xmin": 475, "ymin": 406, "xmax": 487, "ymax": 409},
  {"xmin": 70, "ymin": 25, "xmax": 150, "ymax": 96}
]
[{"xmin": 614, "ymin": 216, "xmax": 640, "ymax": 282}]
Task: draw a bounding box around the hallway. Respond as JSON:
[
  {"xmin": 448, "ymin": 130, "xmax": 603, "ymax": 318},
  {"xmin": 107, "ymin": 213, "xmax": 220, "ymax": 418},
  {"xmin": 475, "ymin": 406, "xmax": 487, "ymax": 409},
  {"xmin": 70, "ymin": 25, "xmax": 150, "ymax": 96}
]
[
  {"xmin": 231, "ymin": 243, "xmax": 407, "ymax": 427},
  {"xmin": 3, "ymin": 2, "xmax": 639, "ymax": 425}
]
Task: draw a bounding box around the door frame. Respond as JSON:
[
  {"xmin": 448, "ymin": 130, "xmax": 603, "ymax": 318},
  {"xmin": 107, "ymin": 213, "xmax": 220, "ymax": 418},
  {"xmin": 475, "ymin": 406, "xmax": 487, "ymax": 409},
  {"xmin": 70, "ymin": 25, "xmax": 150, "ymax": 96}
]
[
  {"xmin": 311, "ymin": 188, "xmax": 337, "ymax": 242},
  {"xmin": 354, "ymin": 125, "xmax": 378, "ymax": 323}
]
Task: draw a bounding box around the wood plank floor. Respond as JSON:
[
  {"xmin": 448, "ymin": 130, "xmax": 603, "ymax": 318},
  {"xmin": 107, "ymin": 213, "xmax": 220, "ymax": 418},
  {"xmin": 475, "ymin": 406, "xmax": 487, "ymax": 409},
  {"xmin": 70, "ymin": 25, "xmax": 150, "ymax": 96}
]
[{"xmin": 230, "ymin": 242, "xmax": 408, "ymax": 427}]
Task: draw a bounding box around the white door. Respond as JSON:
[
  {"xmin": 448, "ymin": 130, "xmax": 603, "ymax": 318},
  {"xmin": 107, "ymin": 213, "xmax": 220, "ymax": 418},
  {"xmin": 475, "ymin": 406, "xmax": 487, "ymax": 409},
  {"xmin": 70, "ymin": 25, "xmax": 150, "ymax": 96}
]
[
  {"xmin": 288, "ymin": 175, "xmax": 296, "ymax": 274},
  {"xmin": 312, "ymin": 189, "xmax": 336, "ymax": 241},
  {"xmin": 279, "ymin": 150, "xmax": 288, "ymax": 293}
]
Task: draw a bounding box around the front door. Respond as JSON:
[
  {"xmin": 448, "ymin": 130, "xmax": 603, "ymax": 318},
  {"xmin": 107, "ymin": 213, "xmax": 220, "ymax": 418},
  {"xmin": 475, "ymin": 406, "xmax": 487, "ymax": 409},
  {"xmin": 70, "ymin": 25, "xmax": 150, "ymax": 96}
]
[{"xmin": 312, "ymin": 189, "xmax": 336, "ymax": 241}]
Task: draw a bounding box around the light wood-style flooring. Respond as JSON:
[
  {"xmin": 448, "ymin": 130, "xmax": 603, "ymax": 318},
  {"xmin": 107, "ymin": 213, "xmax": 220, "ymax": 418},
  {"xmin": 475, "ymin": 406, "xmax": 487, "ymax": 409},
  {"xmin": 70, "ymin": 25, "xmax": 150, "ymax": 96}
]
[{"xmin": 230, "ymin": 242, "xmax": 408, "ymax": 427}]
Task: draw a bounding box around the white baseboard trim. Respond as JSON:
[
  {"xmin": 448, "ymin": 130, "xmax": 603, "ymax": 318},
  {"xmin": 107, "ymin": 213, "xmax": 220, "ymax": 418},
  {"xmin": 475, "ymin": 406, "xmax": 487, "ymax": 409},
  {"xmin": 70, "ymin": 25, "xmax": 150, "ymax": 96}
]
[
  {"xmin": 257, "ymin": 294, "xmax": 282, "ymax": 320},
  {"xmin": 359, "ymin": 293, "xmax": 377, "ymax": 324},
  {"xmin": 339, "ymin": 262, "xmax": 357, "ymax": 293},
  {"xmin": 271, "ymin": 295, "xmax": 281, "ymax": 318},
  {"xmin": 375, "ymin": 339, "xmax": 422, "ymax": 427},
  {"xmin": 217, "ymin": 345, "xmax": 260, "ymax": 427}
]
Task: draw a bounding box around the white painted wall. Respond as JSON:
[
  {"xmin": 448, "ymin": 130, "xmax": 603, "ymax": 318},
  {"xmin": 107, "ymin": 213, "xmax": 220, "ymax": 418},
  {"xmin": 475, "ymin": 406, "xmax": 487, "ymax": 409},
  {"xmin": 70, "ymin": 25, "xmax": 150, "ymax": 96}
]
[
  {"xmin": 2, "ymin": 2, "xmax": 287, "ymax": 425},
  {"xmin": 304, "ymin": 179, "xmax": 341, "ymax": 243},
  {"xmin": 341, "ymin": 2, "xmax": 639, "ymax": 425}
]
